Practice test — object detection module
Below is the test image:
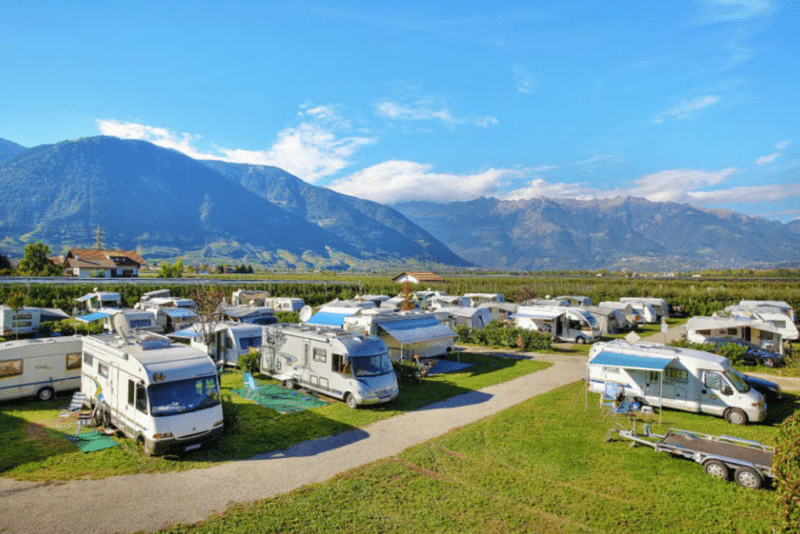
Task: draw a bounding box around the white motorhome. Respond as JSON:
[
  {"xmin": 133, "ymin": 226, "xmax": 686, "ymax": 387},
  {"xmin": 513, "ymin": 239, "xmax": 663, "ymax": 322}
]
[
  {"xmin": 134, "ymin": 289, "xmax": 198, "ymax": 333},
  {"xmin": 75, "ymin": 291, "xmax": 122, "ymax": 314},
  {"xmin": 587, "ymin": 340, "xmax": 766, "ymax": 425},
  {"xmin": 739, "ymin": 300, "xmax": 796, "ymax": 324},
  {"xmin": 342, "ymin": 311, "xmax": 456, "ymax": 361},
  {"xmin": 0, "ymin": 336, "xmax": 83, "ymax": 401},
  {"xmin": 687, "ymin": 316, "xmax": 784, "ymax": 355},
  {"xmin": 513, "ymin": 306, "xmax": 601, "ymax": 344},
  {"xmin": 721, "ymin": 305, "xmax": 799, "ymax": 341},
  {"xmin": 433, "ymin": 306, "xmax": 492, "ymax": 331},
  {"xmin": 81, "ymin": 328, "xmax": 224, "ymax": 455},
  {"xmin": 620, "ymin": 297, "xmax": 670, "ymax": 322},
  {"xmin": 188, "ymin": 322, "xmax": 264, "ymax": 367},
  {"xmin": 260, "ymin": 323, "xmax": 399, "ymax": 408}
]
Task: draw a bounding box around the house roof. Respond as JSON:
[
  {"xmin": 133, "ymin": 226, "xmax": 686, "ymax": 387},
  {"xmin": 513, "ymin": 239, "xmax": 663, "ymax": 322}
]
[
  {"xmin": 392, "ymin": 271, "xmax": 444, "ymax": 283},
  {"xmin": 64, "ymin": 249, "xmax": 145, "ymax": 269}
]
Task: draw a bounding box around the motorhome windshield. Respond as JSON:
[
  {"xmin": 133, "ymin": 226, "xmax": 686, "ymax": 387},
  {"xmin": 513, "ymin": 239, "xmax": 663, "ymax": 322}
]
[
  {"xmin": 351, "ymin": 353, "xmax": 393, "ymax": 378},
  {"xmin": 724, "ymin": 369, "xmax": 750, "ymax": 393},
  {"xmin": 148, "ymin": 375, "xmax": 220, "ymax": 417}
]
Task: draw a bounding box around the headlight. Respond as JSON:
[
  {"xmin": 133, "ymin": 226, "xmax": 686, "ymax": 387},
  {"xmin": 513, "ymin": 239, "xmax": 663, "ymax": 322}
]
[{"xmin": 153, "ymin": 432, "xmax": 174, "ymax": 439}]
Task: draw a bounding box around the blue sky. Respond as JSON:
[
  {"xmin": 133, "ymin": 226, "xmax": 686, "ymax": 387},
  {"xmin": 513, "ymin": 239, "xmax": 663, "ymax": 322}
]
[{"xmin": 2, "ymin": 0, "xmax": 799, "ymax": 221}]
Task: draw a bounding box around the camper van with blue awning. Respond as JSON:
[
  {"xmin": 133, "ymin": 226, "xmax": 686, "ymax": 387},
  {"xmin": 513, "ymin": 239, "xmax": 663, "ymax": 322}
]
[
  {"xmin": 341, "ymin": 310, "xmax": 456, "ymax": 361},
  {"xmin": 587, "ymin": 340, "xmax": 766, "ymax": 425}
]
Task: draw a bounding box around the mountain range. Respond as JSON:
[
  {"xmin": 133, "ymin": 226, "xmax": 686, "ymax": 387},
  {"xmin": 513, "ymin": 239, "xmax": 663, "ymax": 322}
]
[{"xmin": 1, "ymin": 135, "xmax": 798, "ymax": 271}]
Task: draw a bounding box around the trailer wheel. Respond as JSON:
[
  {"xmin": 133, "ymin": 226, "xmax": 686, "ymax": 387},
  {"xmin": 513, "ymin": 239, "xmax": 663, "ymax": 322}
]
[
  {"xmin": 345, "ymin": 393, "xmax": 358, "ymax": 409},
  {"xmin": 734, "ymin": 467, "xmax": 762, "ymax": 489},
  {"xmin": 35, "ymin": 387, "xmax": 54, "ymax": 401},
  {"xmin": 704, "ymin": 460, "xmax": 729, "ymax": 480},
  {"xmin": 575, "ymin": 336, "xmax": 586, "ymax": 345},
  {"xmin": 724, "ymin": 408, "xmax": 747, "ymax": 425}
]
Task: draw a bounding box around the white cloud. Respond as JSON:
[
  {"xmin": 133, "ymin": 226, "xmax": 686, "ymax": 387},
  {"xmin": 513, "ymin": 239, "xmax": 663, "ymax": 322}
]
[
  {"xmin": 96, "ymin": 107, "xmax": 376, "ymax": 183},
  {"xmin": 688, "ymin": 183, "xmax": 800, "ymax": 204},
  {"xmin": 328, "ymin": 160, "xmax": 518, "ymax": 203},
  {"xmin": 653, "ymin": 95, "xmax": 719, "ymax": 124},
  {"xmin": 775, "ymin": 140, "xmax": 790, "ymax": 150},
  {"xmin": 698, "ymin": 0, "xmax": 773, "ymax": 23},
  {"xmin": 375, "ymin": 101, "xmax": 498, "ymax": 128},
  {"xmin": 756, "ymin": 152, "xmax": 779, "ymax": 165},
  {"xmin": 512, "ymin": 65, "xmax": 539, "ymax": 95}
]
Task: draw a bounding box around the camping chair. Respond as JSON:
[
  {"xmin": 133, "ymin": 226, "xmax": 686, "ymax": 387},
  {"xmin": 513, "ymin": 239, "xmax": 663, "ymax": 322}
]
[
  {"xmin": 601, "ymin": 382, "xmax": 643, "ymax": 441},
  {"xmin": 60, "ymin": 392, "xmax": 87, "ymax": 417},
  {"xmin": 242, "ymin": 372, "xmax": 261, "ymax": 398},
  {"xmin": 75, "ymin": 400, "xmax": 102, "ymax": 436}
]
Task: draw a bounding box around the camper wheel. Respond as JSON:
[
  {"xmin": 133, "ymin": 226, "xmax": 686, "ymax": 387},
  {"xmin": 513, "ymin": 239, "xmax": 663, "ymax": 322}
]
[
  {"xmin": 575, "ymin": 336, "xmax": 587, "ymax": 345},
  {"xmin": 734, "ymin": 467, "xmax": 762, "ymax": 489},
  {"xmin": 761, "ymin": 357, "xmax": 775, "ymax": 368},
  {"xmin": 35, "ymin": 386, "xmax": 54, "ymax": 402},
  {"xmin": 724, "ymin": 408, "xmax": 748, "ymax": 425},
  {"xmin": 703, "ymin": 460, "xmax": 729, "ymax": 480},
  {"xmin": 345, "ymin": 393, "xmax": 358, "ymax": 409}
]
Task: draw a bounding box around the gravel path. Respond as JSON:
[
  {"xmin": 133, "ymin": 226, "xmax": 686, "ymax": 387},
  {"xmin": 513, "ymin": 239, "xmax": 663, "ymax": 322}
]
[{"xmin": 0, "ymin": 355, "xmax": 585, "ymax": 534}]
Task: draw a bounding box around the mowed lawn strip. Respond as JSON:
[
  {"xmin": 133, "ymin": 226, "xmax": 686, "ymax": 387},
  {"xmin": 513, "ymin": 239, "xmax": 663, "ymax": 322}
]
[
  {"xmin": 0, "ymin": 353, "xmax": 549, "ymax": 482},
  {"xmin": 157, "ymin": 381, "xmax": 793, "ymax": 534}
]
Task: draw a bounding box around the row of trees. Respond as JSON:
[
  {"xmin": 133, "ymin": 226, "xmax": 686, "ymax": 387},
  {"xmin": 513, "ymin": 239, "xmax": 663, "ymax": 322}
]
[{"xmin": 1, "ymin": 243, "xmax": 62, "ymax": 277}]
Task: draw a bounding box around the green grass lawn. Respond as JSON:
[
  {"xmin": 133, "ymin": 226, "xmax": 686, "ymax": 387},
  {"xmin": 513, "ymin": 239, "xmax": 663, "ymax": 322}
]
[
  {"xmin": 157, "ymin": 381, "xmax": 797, "ymax": 534},
  {"xmin": 0, "ymin": 352, "xmax": 549, "ymax": 482}
]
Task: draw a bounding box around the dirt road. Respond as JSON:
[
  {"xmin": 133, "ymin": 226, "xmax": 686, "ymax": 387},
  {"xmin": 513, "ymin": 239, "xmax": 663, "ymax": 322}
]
[{"xmin": 0, "ymin": 355, "xmax": 585, "ymax": 534}]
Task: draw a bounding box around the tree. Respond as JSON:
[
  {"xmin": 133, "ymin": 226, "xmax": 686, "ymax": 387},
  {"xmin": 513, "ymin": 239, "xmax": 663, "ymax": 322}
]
[
  {"xmin": 0, "ymin": 252, "xmax": 12, "ymax": 275},
  {"xmin": 16, "ymin": 243, "xmax": 61, "ymax": 277},
  {"xmin": 157, "ymin": 260, "xmax": 184, "ymax": 278}
]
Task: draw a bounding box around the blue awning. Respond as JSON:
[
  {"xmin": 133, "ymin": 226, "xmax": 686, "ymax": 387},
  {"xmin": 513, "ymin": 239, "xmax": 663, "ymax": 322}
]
[
  {"xmin": 168, "ymin": 325, "xmax": 205, "ymax": 339},
  {"xmin": 306, "ymin": 311, "xmax": 354, "ymax": 327},
  {"xmin": 589, "ymin": 352, "xmax": 675, "ymax": 371},
  {"xmin": 377, "ymin": 317, "xmax": 455, "ymax": 344},
  {"xmin": 76, "ymin": 311, "xmax": 113, "ymax": 323},
  {"xmin": 161, "ymin": 308, "xmax": 197, "ymax": 318}
]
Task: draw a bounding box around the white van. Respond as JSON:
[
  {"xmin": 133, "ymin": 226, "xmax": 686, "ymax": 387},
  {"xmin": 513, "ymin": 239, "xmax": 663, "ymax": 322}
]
[
  {"xmin": 587, "ymin": 340, "xmax": 766, "ymax": 424},
  {"xmin": 0, "ymin": 336, "xmax": 83, "ymax": 402},
  {"xmin": 513, "ymin": 306, "xmax": 601, "ymax": 344},
  {"xmin": 260, "ymin": 323, "xmax": 399, "ymax": 408},
  {"xmin": 82, "ymin": 328, "xmax": 224, "ymax": 455}
]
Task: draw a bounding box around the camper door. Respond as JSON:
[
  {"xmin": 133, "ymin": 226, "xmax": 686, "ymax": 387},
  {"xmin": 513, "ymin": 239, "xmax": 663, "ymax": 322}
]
[{"xmin": 699, "ymin": 370, "xmax": 731, "ymax": 416}]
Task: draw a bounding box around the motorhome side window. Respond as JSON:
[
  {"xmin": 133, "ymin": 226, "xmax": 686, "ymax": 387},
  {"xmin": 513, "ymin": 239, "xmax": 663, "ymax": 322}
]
[
  {"xmin": 727, "ymin": 328, "xmax": 737, "ymax": 336},
  {"xmin": 98, "ymin": 362, "xmax": 109, "ymax": 378},
  {"xmin": 704, "ymin": 372, "xmax": 724, "ymax": 390},
  {"xmin": 136, "ymin": 383, "xmax": 147, "ymax": 413},
  {"xmin": 84, "ymin": 352, "xmax": 94, "ymax": 367},
  {"xmin": 66, "ymin": 352, "xmax": 82, "ymax": 371},
  {"xmin": 0, "ymin": 359, "xmax": 23, "ymax": 379},
  {"xmin": 332, "ymin": 353, "xmax": 348, "ymax": 374},
  {"xmin": 665, "ymin": 368, "xmax": 688, "ymax": 382},
  {"xmin": 313, "ymin": 348, "xmax": 327, "ymax": 363}
]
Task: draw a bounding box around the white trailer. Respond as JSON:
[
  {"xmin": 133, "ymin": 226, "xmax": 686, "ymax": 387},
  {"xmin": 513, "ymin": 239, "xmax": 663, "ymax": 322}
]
[
  {"xmin": 75, "ymin": 291, "xmax": 122, "ymax": 314},
  {"xmin": 513, "ymin": 306, "xmax": 601, "ymax": 344},
  {"xmin": 81, "ymin": 326, "xmax": 224, "ymax": 455},
  {"xmin": 342, "ymin": 311, "xmax": 456, "ymax": 361},
  {"xmin": 433, "ymin": 306, "xmax": 492, "ymax": 331},
  {"xmin": 721, "ymin": 305, "xmax": 799, "ymax": 341},
  {"xmin": 687, "ymin": 316, "xmax": 784, "ymax": 355},
  {"xmin": 587, "ymin": 340, "xmax": 766, "ymax": 424},
  {"xmin": 0, "ymin": 336, "xmax": 83, "ymax": 402},
  {"xmin": 134, "ymin": 289, "xmax": 198, "ymax": 333},
  {"xmin": 462, "ymin": 293, "xmax": 505, "ymax": 307},
  {"xmin": 188, "ymin": 322, "xmax": 264, "ymax": 367},
  {"xmin": 620, "ymin": 297, "xmax": 670, "ymax": 322},
  {"xmin": 260, "ymin": 323, "xmax": 399, "ymax": 408}
]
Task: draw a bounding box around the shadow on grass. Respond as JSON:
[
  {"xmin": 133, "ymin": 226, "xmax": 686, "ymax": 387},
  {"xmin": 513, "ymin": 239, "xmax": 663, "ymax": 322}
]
[{"xmin": 253, "ymin": 428, "xmax": 371, "ymax": 459}]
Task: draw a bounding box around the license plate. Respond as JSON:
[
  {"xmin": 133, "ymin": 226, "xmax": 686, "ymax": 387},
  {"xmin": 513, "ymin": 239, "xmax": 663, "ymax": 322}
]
[{"xmin": 184, "ymin": 443, "xmax": 202, "ymax": 452}]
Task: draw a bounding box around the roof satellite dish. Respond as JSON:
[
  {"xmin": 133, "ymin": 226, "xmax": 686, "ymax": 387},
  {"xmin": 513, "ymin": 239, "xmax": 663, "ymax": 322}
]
[
  {"xmin": 299, "ymin": 305, "xmax": 313, "ymax": 323},
  {"xmin": 113, "ymin": 313, "xmax": 130, "ymax": 339}
]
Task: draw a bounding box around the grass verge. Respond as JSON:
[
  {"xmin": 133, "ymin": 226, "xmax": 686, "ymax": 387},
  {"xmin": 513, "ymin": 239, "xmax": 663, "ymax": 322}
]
[
  {"xmin": 157, "ymin": 381, "xmax": 797, "ymax": 534},
  {"xmin": 0, "ymin": 352, "xmax": 549, "ymax": 482}
]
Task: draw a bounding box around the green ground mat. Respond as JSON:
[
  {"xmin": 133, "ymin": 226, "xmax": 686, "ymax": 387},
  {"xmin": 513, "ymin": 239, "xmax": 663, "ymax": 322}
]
[
  {"xmin": 233, "ymin": 384, "xmax": 329, "ymax": 413},
  {"xmin": 43, "ymin": 427, "xmax": 120, "ymax": 453}
]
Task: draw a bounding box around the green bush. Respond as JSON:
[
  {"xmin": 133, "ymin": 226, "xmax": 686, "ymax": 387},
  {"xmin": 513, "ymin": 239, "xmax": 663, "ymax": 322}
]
[
  {"xmin": 238, "ymin": 349, "xmax": 260, "ymax": 373},
  {"xmin": 276, "ymin": 311, "xmax": 300, "ymax": 323},
  {"xmin": 392, "ymin": 360, "xmax": 421, "ymax": 384},
  {"xmin": 775, "ymin": 412, "xmax": 800, "ymax": 532},
  {"xmin": 669, "ymin": 339, "xmax": 749, "ymax": 366},
  {"xmin": 456, "ymin": 321, "xmax": 551, "ymax": 352}
]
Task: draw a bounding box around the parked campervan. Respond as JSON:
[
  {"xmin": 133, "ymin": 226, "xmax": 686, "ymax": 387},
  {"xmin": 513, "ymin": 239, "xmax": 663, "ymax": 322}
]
[
  {"xmin": 0, "ymin": 336, "xmax": 83, "ymax": 401},
  {"xmin": 81, "ymin": 327, "xmax": 224, "ymax": 455},
  {"xmin": 75, "ymin": 291, "xmax": 122, "ymax": 314},
  {"xmin": 189, "ymin": 322, "xmax": 263, "ymax": 367},
  {"xmin": 513, "ymin": 306, "xmax": 601, "ymax": 344},
  {"xmin": 342, "ymin": 310, "xmax": 456, "ymax": 361},
  {"xmin": 260, "ymin": 323, "xmax": 399, "ymax": 408},
  {"xmin": 587, "ymin": 340, "xmax": 766, "ymax": 425}
]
